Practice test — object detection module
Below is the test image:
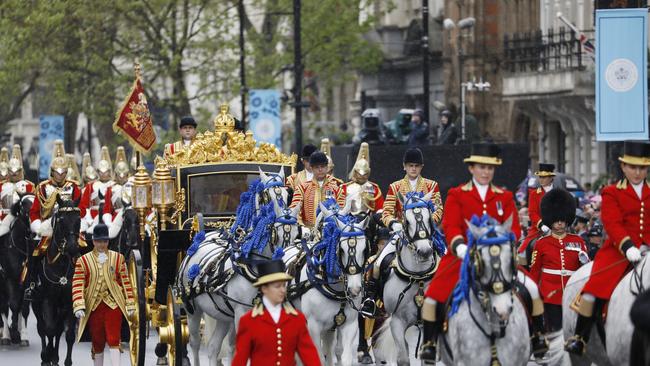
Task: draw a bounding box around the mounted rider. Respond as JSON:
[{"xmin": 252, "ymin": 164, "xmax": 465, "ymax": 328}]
[
  {"xmin": 164, "ymin": 115, "xmax": 197, "ymax": 158},
  {"xmin": 102, "ymin": 146, "xmax": 131, "ymax": 236},
  {"xmin": 286, "ymin": 143, "xmax": 317, "ymax": 193},
  {"xmin": 518, "ymin": 163, "xmax": 556, "ymax": 264},
  {"xmin": 289, "ymin": 151, "xmax": 340, "ymax": 229},
  {"xmin": 529, "ymin": 188, "xmax": 589, "ymax": 333},
  {"xmin": 565, "ymin": 141, "xmax": 650, "ymax": 355},
  {"xmin": 0, "ymin": 145, "xmax": 35, "ymax": 224},
  {"xmin": 321, "ymin": 138, "xmax": 344, "ymax": 186},
  {"xmin": 419, "ymin": 143, "xmax": 548, "ymax": 362},
  {"xmin": 80, "ymin": 146, "xmax": 114, "ymax": 234},
  {"xmin": 360, "ymin": 147, "xmax": 443, "ymax": 317}
]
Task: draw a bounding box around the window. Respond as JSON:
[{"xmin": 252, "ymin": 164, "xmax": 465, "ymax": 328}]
[{"xmin": 188, "ymin": 173, "xmax": 259, "ymax": 215}]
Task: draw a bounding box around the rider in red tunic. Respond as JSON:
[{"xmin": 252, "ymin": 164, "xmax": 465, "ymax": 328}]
[
  {"xmin": 565, "ymin": 141, "xmax": 650, "ymax": 355},
  {"xmin": 419, "ymin": 143, "xmax": 549, "ymax": 361},
  {"xmin": 530, "ymin": 188, "xmax": 589, "ymax": 333},
  {"xmin": 518, "ymin": 163, "xmax": 556, "ymax": 262}
]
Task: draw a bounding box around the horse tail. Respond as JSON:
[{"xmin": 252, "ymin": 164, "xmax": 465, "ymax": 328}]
[{"xmin": 371, "ymin": 316, "xmax": 395, "ymax": 363}]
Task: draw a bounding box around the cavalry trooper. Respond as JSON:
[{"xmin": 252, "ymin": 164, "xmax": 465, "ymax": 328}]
[
  {"xmin": 232, "ymin": 259, "xmax": 320, "ymax": 366},
  {"xmin": 0, "ymin": 145, "xmax": 35, "ymax": 227},
  {"xmin": 529, "ymin": 188, "xmax": 589, "ymax": 334},
  {"xmin": 565, "ymin": 141, "xmax": 650, "ymax": 355},
  {"xmin": 102, "ymin": 146, "xmax": 130, "ymax": 235},
  {"xmin": 72, "ymin": 223, "xmax": 135, "ymax": 366},
  {"xmin": 360, "ymin": 147, "xmax": 443, "ymax": 318},
  {"xmin": 518, "ymin": 163, "xmax": 556, "ymax": 264},
  {"xmin": 289, "ymin": 151, "xmax": 340, "ymax": 229},
  {"xmin": 80, "ymin": 146, "xmax": 114, "ymax": 234},
  {"xmin": 81, "ymin": 152, "xmax": 98, "ymax": 187},
  {"xmin": 286, "ymin": 143, "xmax": 317, "ymax": 192},
  {"xmin": 420, "ymin": 143, "xmax": 547, "ymax": 361},
  {"xmin": 321, "ymin": 138, "xmax": 344, "ymax": 186},
  {"xmin": 164, "ymin": 115, "xmax": 197, "ymax": 157},
  {"xmin": 0, "ymin": 147, "xmax": 10, "ymax": 183}
]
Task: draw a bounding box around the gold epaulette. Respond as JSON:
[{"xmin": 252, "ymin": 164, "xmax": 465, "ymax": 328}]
[
  {"xmin": 491, "ymin": 184, "xmax": 504, "ymax": 194},
  {"xmin": 616, "ymin": 179, "xmax": 628, "ymax": 190},
  {"xmin": 461, "ymin": 181, "xmax": 473, "ymax": 191}
]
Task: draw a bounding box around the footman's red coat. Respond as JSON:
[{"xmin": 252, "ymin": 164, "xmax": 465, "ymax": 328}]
[{"xmin": 519, "ymin": 187, "xmax": 546, "ymax": 254}]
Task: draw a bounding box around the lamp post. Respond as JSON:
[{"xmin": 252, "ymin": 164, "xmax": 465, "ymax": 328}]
[
  {"xmin": 152, "ymin": 158, "xmax": 176, "ymax": 230},
  {"xmin": 132, "ymin": 160, "xmax": 152, "ymax": 242},
  {"xmin": 460, "ymin": 78, "xmax": 491, "ymax": 141}
]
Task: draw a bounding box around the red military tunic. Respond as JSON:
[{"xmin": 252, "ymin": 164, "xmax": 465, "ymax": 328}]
[
  {"xmin": 336, "ymin": 181, "xmax": 384, "ymax": 214},
  {"xmin": 286, "ymin": 170, "xmax": 311, "ymax": 192},
  {"xmin": 289, "ymin": 175, "xmax": 340, "ymax": 228},
  {"xmin": 529, "ymin": 233, "xmax": 587, "ymax": 305},
  {"xmin": 381, "ymin": 176, "xmax": 443, "ymax": 227},
  {"xmin": 0, "ymin": 180, "xmax": 35, "ymax": 219},
  {"xmin": 425, "ymin": 180, "xmax": 521, "ymax": 302},
  {"xmin": 232, "ymin": 303, "xmax": 321, "ymax": 366},
  {"xmin": 29, "ymin": 179, "xmax": 83, "ymax": 224},
  {"xmin": 80, "ymin": 180, "xmax": 114, "ymax": 220},
  {"xmin": 518, "ymin": 186, "xmax": 547, "ymax": 254},
  {"xmin": 582, "ymin": 179, "xmax": 650, "ymax": 299}
]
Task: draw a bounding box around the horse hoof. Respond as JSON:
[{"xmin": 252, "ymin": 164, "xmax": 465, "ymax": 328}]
[
  {"xmin": 20, "ymin": 339, "xmax": 29, "ymax": 347},
  {"xmin": 0, "ymin": 338, "xmax": 10, "ymax": 345},
  {"xmin": 358, "ymin": 354, "xmax": 373, "ymax": 364}
]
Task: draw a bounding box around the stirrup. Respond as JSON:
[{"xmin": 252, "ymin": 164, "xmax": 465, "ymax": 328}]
[
  {"xmin": 419, "ymin": 340, "xmax": 437, "ymax": 361},
  {"xmin": 531, "ymin": 332, "xmax": 549, "ymax": 359},
  {"xmin": 360, "ymin": 299, "xmax": 377, "ymax": 318},
  {"xmin": 564, "ymin": 335, "xmax": 587, "ymax": 355}
]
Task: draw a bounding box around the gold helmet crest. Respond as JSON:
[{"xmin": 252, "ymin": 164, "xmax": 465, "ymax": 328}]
[
  {"xmin": 50, "ymin": 139, "xmax": 67, "ymax": 175},
  {"xmin": 8, "ymin": 144, "xmax": 23, "ymax": 174},
  {"xmin": 66, "ymin": 154, "xmax": 81, "ymax": 184},
  {"xmin": 350, "ymin": 142, "xmax": 371, "ymax": 179},
  {"xmin": 0, "ymin": 147, "xmax": 9, "ymax": 178},
  {"xmin": 81, "ymin": 152, "xmax": 97, "ymax": 183},
  {"xmin": 114, "ymin": 146, "xmax": 130, "ymax": 180},
  {"xmin": 320, "ymin": 138, "xmax": 334, "ymax": 171},
  {"xmin": 97, "ymin": 146, "xmax": 113, "ymax": 174}
]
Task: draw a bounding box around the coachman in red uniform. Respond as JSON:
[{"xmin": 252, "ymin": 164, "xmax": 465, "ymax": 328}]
[
  {"xmin": 518, "ymin": 163, "xmax": 556, "ymax": 262},
  {"xmin": 530, "ymin": 188, "xmax": 589, "ymax": 332},
  {"xmin": 566, "ymin": 141, "xmax": 650, "ymax": 355},
  {"xmin": 232, "ymin": 259, "xmax": 320, "ymax": 366}
]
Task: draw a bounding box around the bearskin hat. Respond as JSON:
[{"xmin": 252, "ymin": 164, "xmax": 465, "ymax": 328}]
[{"xmin": 540, "ymin": 188, "xmax": 576, "ymax": 227}]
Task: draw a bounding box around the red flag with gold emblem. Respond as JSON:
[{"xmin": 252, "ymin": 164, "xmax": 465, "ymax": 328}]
[{"xmin": 113, "ymin": 73, "xmax": 156, "ymax": 153}]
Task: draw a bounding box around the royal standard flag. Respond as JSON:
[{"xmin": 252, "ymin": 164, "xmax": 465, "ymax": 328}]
[{"xmin": 113, "ymin": 69, "xmax": 157, "ymax": 153}]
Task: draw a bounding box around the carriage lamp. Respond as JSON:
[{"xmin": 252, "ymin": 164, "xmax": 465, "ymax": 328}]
[
  {"xmin": 133, "ymin": 164, "xmax": 152, "ymax": 241},
  {"xmin": 152, "ymin": 157, "xmax": 176, "ymax": 230}
]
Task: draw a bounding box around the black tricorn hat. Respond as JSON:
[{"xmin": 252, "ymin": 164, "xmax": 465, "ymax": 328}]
[
  {"xmin": 309, "ymin": 151, "xmax": 329, "ymax": 166},
  {"xmin": 301, "ymin": 143, "xmax": 317, "ymax": 159},
  {"xmin": 619, "ymin": 141, "xmax": 650, "ymax": 166},
  {"xmin": 463, "ymin": 143, "xmax": 502, "ymax": 165},
  {"xmin": 535, "ymin": 163, "xmax": 556, "ymax": 177},
  {"xmin": 179, "ymin": 116, "xmax": 197, "ymax": 128},
  {"xmin": 253, "ymin": 259, "xmax": 293, "ymax": 287},
  {"xmin": 93, "ymin": 223, "xmax": 110, "ymax": 241},
  {"xmin": 541, "ymin": 188, "xmax": 576, "ymax": 227},
  {"xmin": 403, "ymin": 148, "xmax": 424, "ymax": 165}
]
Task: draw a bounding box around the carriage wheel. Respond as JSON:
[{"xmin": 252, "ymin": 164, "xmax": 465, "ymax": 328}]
[
  {"xmin": 128, "ymin": 249, "xmax": 147, "ymax": 366},
  {"xmin": 164, "ymin": 287, "xmax": 188, "ymax": 366}
]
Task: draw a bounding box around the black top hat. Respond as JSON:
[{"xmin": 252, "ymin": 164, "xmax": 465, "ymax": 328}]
[
  {"xmin": 179, "ymin": 116, "xmax": 197, "ymax": 128},
  {"xmin": 309, "ymin": 151, "xmax": 329, "ymax": 167},
  {"xmin": 301, "ymin": 144, "xmax": 317, "ymax": 159},
  {"xmin": 619, "ymin": 141, "xmax": 650, "ymax": 166},
  {"xmin": 403, "ymin": 148, "xmax": 424, "ymax": 165},
  {"xmin": 540, "ymin": 188, "xmax": 576, "ymax": 227},
  {"xmin": 253, "ymin": 259, "xmax": 293, "ymax": 287},
  {"xmin": 93, "ymin": 223, "xmax": 110, "ymax": 241},
  {"xmin": 535, "ymin": 163, "xmax": 556, "ymax": 177},
  {"xmin": 463, "ymin": 143, "xmax": 502, "ymax": 165}
]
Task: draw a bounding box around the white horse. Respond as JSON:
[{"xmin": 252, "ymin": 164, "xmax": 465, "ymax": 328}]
[
  {"xmin": 298, "ymin": 203, "xmax": 369, "ymax": 366},
  {"xmin": 562, "ymin": 253, "xmax": 650, "ymax": 366},
  {"xmin": 375, "ymin": 191, "xmax": 441, "ymax": 366},
  {"xmin": 441, "ymin": 215, "xmax": 530, "ymax": 366}
]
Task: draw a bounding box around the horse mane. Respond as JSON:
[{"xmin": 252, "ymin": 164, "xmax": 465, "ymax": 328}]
[
  {"xmin": 402, "ymin": 191, "xmax": 446, "ymax": 256},
  {"xmin": 230, "ymin": 178, "xmax": 264, "ymax": 234},
  {"xmin": 239, "ymin": 203, "xmax": 280, "ymax": 259},
  {"xmin": 310, "ymin": 214, "xmax": 355, "ymax": 279}
]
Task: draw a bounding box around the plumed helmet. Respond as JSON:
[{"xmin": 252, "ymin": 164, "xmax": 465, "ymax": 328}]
[
  {"xmin": 66, "ymin": 154, "xmax": 81, "ymax": 183},
  {"xmin": 0, "ymin": 148, "xmax": 8, "ymax": 178},
  {"xmin": 8, "ymin": 144, "xmax": 23, "ymax": 174},
  {"xmin": 50, "ymin": 139, "xmax": 67, "ymax": 175},
  {"xmin": 81, "ymin": 152, "xmax": 97, "ymax": 183},
  {"xmin": 350, "ymin": 142, "xmax": 371, "ymax": 179},
  {"xmin": 541, "ymin": 188, "xmax": 576, "ymax": 227},
  {"xmin": 114, "ymin": 146, "xmax": 130, "ymax": 180},
  {"xmin": 97, "ymin": 146, "xmax": 112, "ymax": 174}
]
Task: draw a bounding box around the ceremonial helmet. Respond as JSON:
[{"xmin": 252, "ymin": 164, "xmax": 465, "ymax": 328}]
[
  {"xmin": 96, "ymin": 146, "xmax": 113, "ymax": 176},
  {"xmin": 114, "ymin": 146, "xmax": 130, "ymax": 182},
  {"xmin": 0, "ymin": 147, "xmax": 9, "ymax": 179},
  {"xmin": 320, "ymin": 138, "xmax": 335, "ymax": 172},
  {"xmin": 349, "ymin": 142, "xmax": 371, "ymax": 180},
  {"xmin": 8, "ymin": 144, "xmax": 24, "ymax": 180},
  {"xmin": 81, "ymin": 152, "xmax": 97, "ymax": 184},
  {"xmin": 66, "ymin": 154, "xmax": 81, "ymax": 184},
  {"xmin": 49, "ymin": 139, "xmax": 67, "ymax": 176},
  {"xmin": 540, "ymin": 188, "xmax": 576, "ymax": 227}
]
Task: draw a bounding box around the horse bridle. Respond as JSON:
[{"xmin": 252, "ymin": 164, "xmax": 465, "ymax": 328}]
[
  {"xmin": 260, "ymin": 175, "xmax": 287, "ymax": 208},
  {"xmin": 471, "ymin": 231, "xmax": 517, "ymax": 297},
  {"xmin": 271, "ymin": 210, "xmax": 301, "ymax": 247},
  {"xmin": 336, "ymin": 221, "xmax": 365, "ymax": 276},
  {"xmin": 400, "ymin": 196, "xmax": 435, "ymax": 252}
]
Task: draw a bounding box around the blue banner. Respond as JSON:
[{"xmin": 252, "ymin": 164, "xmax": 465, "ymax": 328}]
[
  {"xmin": 596, "ymin": 8, "xmax": 648, "ymax": 141},
  {"xmin": 249, "ymin": 90, "xmax": 282, "ymax": 147},
  {"xmin": 39, "ymin": 115, "xmax": 65, "ymax": 180}
]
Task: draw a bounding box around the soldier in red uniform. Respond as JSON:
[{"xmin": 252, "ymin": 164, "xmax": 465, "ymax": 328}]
[
  {"xmin": 530, "ymin": 188, "xmax": 589, "ymax": 333},
  {"xmin": 518, "ymin": 163, "xmax": 556, "ymax": 263},
  {"xmin": 232, "ymin": 259, "xmax": 320, "ymax": 366},
  {"xmin": 79, "ymin": 146, "xmax": 114, "ymax": 235},
  {"xmin": 360, "ymin": 148, "xmax": 443, "ymax": 317},
  {"xmin": 419, "ymin": 143, "xmax": 548, "ymax": 361},
  {"xmin": 336, "ymin": 142, "xmax": 384, "ymax": 219},
  {"xmin": 0, "ymin": 145, "xmax": 35, "ymax": 227},
  {"xmin": 289, "ymin": 151, "xmax": 340, "ymax": 229},
  {"xmin": 565, "ymin": 141, "xmax": 650, "ymax": 355}
]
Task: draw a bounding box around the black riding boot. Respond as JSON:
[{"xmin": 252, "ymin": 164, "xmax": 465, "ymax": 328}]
[
  {"xmin": 357, "ymin": 314, "xmax": 373, "ymax": 364},
  {"xmin": 361, "ymin": 277, "xmax": 378, "ymax": 318},
  {"xmin": 420, "ymin": 319, "xmax": 441, "ymax": 363},
  {"xmin": 530, "ymin": 314, "xmax": 549, "ymax": 359},
  {"xmin": 564, "ymin": 314, "xmax": 594, "ymax": 355}
]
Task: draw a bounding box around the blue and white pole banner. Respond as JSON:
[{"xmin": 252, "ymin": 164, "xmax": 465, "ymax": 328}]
[
  {"xmin": 249, "ymin": 89, "xmax": 282, "ymax": 148},
  {"xmin": 39, "ymin": 115, "xmax": 65, "ymax": 180},
  {"xmin": 596, "ymin": 8, "xmax": 648, "ymax": 141}
]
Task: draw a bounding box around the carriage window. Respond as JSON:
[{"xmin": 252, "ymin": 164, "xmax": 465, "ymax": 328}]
[{"xmin": 188, "ymin": 173, "xmax": 258, "ymax": 215}]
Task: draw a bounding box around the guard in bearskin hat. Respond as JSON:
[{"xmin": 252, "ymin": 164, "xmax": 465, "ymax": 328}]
[
  {"xmin": 529, "ymin": 189, "xmax": 589, "ymax": 333},
  {"xmin": 566, "ymin": 141, "xmax": 650, "ymax": 355},
  {"xmin": 286, "ymin": 143, "xmax": 317, "ymax": 192},
  {"xmin": 518, "ymin": 163, "xmax": 556, "ymax": 262}
]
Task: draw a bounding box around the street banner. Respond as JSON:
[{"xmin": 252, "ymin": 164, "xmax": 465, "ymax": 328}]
[
  {"xmin": 596, "ymin": 8, "xmax": 648, "ymax": 141},
  {"xmin": 249, "ymin": 89, "xmax": 282, "ymax": 148},
  {"xmin": 38, "ymin": 115, "xmax": 65, "ymax": 180},
  {"xmin": 113, "ymin": 71, "xmax": 157, "ymax": 153}
]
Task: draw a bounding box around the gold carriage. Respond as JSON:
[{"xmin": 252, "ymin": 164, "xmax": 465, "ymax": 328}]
[{"xmin": 127, "ymin": 105, "xmax": 296, "ymax": 365}]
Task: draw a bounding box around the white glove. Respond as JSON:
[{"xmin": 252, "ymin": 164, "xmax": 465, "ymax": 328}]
[
  {"xmin": 391, "ymin": 222, "xmax": 403, "ymax": 232},
  {"xmin": 455, "ymin": 243, "xmax": 468, "ymax": 259},
  {"xmin": 75, "ymin": 310, "xmax": 85, "ymax": 319},
  {"xmin": 541, "ymin": 225, "xmax": 551, "ymax": 234},
  {"xmin": 626, "ymin": 246, "xmax": 642, "ymax": 263},
  {"xmin": 127, "ymin": 309, "xmax": 135, "ymax": 317}
]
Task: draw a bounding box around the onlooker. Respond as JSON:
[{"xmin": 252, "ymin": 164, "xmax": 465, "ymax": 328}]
[
  {"xmin": 586, "ymin": 220, "xmax": 603, "ymax": 259},
  {"xmin": 407, "ymin": 109, "xmax": 430, "ymax": 147},
  {"xmin": 574, "ymin": 209, "xmax": 590, "ymax": 243},
  {"xmin": 437, "ymin": 109, "xmax": 458, "ymax": 145}
]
